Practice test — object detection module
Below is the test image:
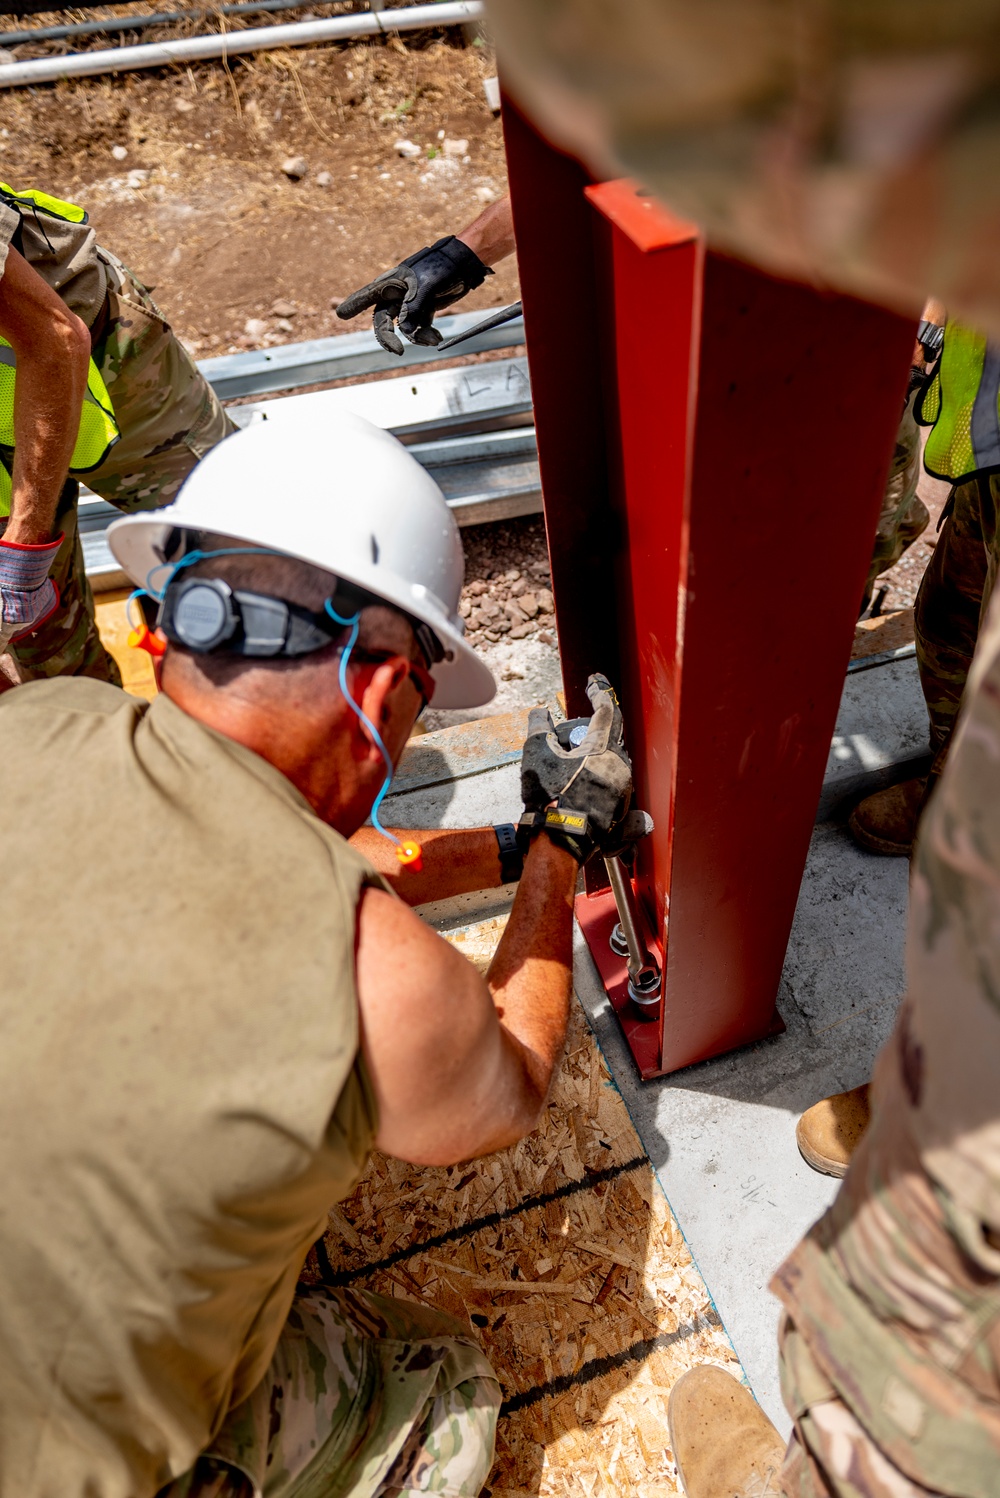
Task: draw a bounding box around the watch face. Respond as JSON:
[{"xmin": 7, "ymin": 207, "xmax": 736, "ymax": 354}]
[{"xmin": 175, "ymin": 581, "xmax": 232, "ymax": 651}]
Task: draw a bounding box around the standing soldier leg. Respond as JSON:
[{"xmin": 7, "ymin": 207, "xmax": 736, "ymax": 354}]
[
  {"xmin": 160, "ymin": 1285, "xmax": 501, "ymax": 1498},
  {"xmin": 848, "ymin": 471, "xmax": 1000, "ymax": 857},
  {"xmin": 859, "ymin": 400, "xmax": 928, "ymax": 618},
  {"xmin": 915, "ymin": 470, "xmax": 1000, "ymax": 775}
]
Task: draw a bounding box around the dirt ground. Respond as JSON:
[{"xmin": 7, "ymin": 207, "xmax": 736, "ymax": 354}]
[{"xmin": 0, "ymin": 9, "xmax": 519, "ymax": 357}]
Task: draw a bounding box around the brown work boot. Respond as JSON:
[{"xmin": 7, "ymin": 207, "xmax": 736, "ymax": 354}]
[
  {"xmin": 796, "ymin": 1084, "xmax": 871, "ymax": 1178},
  {"xmin": 847, "ymin": 776, "xmax": 927, "ymax": 856},
  {"xmin": 669, "ymin": 1366, "xmax": 787, "ymax": 1498}
]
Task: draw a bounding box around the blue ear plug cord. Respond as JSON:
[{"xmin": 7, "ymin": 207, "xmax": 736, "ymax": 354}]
[
  {"xmin": 128, "ymin": 548, "xmax": 411, "ymax": 858},
  {"xmin": 324, "ymin": 597, "xmax": 406, "ymax": 855}
]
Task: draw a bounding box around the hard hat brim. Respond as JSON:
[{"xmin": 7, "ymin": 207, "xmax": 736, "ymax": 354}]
[{"xmin": 108, "ymin": 513, "xmax": 498, "ymax": 711}]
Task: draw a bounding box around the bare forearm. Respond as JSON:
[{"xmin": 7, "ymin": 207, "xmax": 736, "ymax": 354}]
[
  {"xmin": 486, "ymin": 834, "xmax": 577, "ymax": 1112},
  {"xmin": 457, "ymin": 195, "xmax": 516, "ymax": 269},
  {"xmin": 355, "ymin": 837, "xmax": 577, "ymax": 1166},
  {"xmin": 0, "ymin": 250, "xmax": 91, "ymax": 543},
  {"xmin": 349, "ymin": 825, "xmax": 504, "ymax": 905},
  {"xmin": 8, "ymin": 347, "xmax": 87, "ymax": 542}
]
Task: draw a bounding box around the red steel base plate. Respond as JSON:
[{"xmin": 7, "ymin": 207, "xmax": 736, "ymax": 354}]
[{"xmin": 575, "ymin": 888, "xmax": 664, "ymax": 1080}]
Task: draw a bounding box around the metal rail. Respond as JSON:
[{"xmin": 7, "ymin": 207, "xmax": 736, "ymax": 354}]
[
  {"xmin": 202, "ymin": 307, "xmax": 525, "ymax": 401},
  {"xmin": 83, "ymin": 341, "xmax": 539, "ymax": 587},
  {"xmin": 1, "ymin": 0, "xmax": 368, "ymax": 48},
  {"xmin": 0, "ymin": 0, "xmax": 484, "ymax": 86},
  {"xmin": 238, "ymin": 354, "xmax": 532, "ymax": 440},
  {"xmin": 845, "ymin": 642, "xmax": 916, "ymax": 673},
  {"xmin": 1, "ymin": 0, "xmax": 147, "ymax": 15}
]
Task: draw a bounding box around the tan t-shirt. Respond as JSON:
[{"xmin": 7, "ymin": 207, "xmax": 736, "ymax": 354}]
[
  {"xmin": 0, "ymin": 190, "xmax": 108, "ymax": 327},
  {"xmin": 0, "ymin": 678, "xmax": 384, "ymax": 1497}
]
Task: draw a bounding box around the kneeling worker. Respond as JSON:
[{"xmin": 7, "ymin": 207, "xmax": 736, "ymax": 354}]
[{"xmin": 0, "ymin": 411, "xmax": 636, "ymax": 1497}]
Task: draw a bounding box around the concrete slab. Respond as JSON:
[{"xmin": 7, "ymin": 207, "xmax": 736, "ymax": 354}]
[
  {"xmin": 819, "ymin": 655, "xmax": 929, "ymax": 818},
  {"xmin": 383, "ymin": 757, "xmax": 522, "ymax": 831}
]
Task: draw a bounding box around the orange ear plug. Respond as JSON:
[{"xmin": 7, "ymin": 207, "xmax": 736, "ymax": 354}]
[
  {"xmin": 127, "ymin": 624, "xmax": 167, "ymax": 657},
  {"xmin": 396, "ymin": 839, "xmax": 424, "ymax": 873}
]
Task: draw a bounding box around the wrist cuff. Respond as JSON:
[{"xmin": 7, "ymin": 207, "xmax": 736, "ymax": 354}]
[
  {"xmin": 517, "ymin": 808, "xmax": 591, "ymax": 864},
  {"xmin": 0, "ymin": 532, "xmax": 64, "ymax": 591},
  {"xmin": 432, "ymin": 235, "xmax": 492, "ymax": 287}
]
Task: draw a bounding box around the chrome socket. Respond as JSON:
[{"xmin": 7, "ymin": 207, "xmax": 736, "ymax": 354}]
[{"xmin": 604, "ymin": 854, "xmax": 662, "ymax": 1020}]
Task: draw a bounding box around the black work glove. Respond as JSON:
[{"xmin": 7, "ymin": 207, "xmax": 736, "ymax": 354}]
[
  {"xmin": 519, "ymin": 674, "xmax": 635, "ymax": 863},
  {"xmin": 336, "ymin": 236, "xmax": 493, "ymax": 356}
]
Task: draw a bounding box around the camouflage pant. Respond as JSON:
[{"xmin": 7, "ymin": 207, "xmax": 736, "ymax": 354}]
[
  {"xmin": 773, "ymin": 583, "xmax": 1000, "ymax": 1496},
  {"xmin": 159, "ymin": 1286, "xmax": 500, "ymax": 1498},
  {"xmin": 861, "ymin": 399, "xmax": 929, "ymax": 616},
  {"xmin": 9, "ymin": 248, "xmax": 234, "ymax": 684},
  {"xmin": 915, "ymin": 470, "xmax": 1000, "ymax": 775}
]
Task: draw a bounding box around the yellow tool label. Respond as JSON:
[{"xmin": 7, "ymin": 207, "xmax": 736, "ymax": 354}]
[{"xmin": 545, "ymin": 810, "xmax": 587, "ymax": 832}]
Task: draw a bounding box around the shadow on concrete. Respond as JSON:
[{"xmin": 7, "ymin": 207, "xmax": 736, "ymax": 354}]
[{"xmin": 382, "ymin": 745, "xmax": 458, "ymax": 827}]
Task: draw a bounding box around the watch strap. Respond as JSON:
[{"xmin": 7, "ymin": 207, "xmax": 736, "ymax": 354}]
[{"xmin": 493, "ymin": 822, "xmax": 524, "ymax": 884}]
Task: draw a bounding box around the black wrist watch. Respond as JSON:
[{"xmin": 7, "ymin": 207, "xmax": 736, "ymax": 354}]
[{"xmin": 493, "ymin": 822, "xmax": 524, "ymax": 884}]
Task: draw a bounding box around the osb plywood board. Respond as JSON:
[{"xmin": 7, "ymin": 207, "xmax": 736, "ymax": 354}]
[
  {"xmin": 852, "ymin": 608, "xmax": 914, "ymax": 661},
  {"xmin": 95, "ymin": 590, "xmax": 158, "ymax": 701},
  {"xmin": 307, "ymin": 915, "xmax": 742, "ymax": 1498}
]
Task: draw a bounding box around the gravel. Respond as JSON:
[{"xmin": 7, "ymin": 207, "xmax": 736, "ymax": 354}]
[
  {"xmin": 421, "ymin": 515, "xmax": 562, "ymax": 731},
  {"xmin": 457, "ymin": 516, "xmax": 555, "ymax": 651}
]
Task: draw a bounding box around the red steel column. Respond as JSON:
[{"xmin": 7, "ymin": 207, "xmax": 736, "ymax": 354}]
[
  {"xmin": 502, "ymin": 99, "xmax": 621, "ymax": 716},
  {"xmin": 504, "ymin": 108, "xmax": 917, "ymax": 1077},
  {"xmin": 655, "ymin": 249, "xmax": 914, "ymax": 1072}
]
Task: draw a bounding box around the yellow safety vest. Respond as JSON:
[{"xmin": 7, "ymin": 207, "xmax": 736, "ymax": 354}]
[
  {"xmin": 916, "ymin": 320, "xmax": 1000, "ymax": 483},
  {"xmin": 0, "ymin": 184, "xmax": 119, "ymax": 517}
]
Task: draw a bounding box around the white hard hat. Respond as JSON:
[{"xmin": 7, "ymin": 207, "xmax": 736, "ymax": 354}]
[{"xmin": 107, "ymin": 410, "xmax": 496, "ymax": 710}]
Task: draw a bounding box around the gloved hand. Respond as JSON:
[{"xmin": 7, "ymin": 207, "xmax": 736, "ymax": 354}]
[
  {"xmin": 519, "ymin": 674, "xmax": 635, "ymax": 863},
  {"xmin": 0, "ymin": 533, "xmax": 63, "ymax": 651},
  {"xmin": 336, "ymin": 236, "xmax": 493, "ymax": 356}
]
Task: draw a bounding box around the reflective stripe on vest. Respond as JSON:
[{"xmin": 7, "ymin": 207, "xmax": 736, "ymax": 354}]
[
  {"xmin": 0, "ymin": 340, "xmax": 119, "ymax": 518},
  {"xmin": 917, "ymin": 321, "xmax": 1000, "ymax": 483},
  {"xmin": 0, "ymin": 182, "xmax": 87, "ymax": 225}
]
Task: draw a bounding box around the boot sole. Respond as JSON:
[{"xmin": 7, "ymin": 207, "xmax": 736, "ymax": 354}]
[
  {"xmin": 846, "ymin": 809, "xmax": 913, "ymax": 858},
  {"xmin": 795, "ymin": 1121, "xmax": 849, "ymax": 1179}
]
